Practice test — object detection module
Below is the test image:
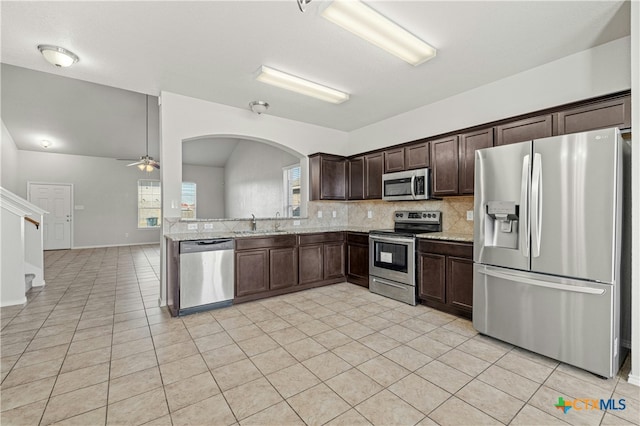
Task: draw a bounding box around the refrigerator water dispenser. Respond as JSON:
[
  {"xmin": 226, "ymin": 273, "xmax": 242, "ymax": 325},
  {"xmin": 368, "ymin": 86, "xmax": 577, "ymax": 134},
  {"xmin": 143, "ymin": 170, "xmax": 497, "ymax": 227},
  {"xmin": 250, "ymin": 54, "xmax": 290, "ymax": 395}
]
[{"xmin": 484, "ymin": 201, "xmax": 519, "ymax": 249}]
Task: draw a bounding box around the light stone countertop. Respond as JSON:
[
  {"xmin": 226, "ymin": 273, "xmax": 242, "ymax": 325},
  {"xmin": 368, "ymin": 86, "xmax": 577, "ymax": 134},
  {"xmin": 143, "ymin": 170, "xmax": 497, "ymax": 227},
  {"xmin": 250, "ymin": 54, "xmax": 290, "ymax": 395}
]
[
  {"xmin": 164, "ymin": 226, "xmax": 372, "ymax": 242},
  {"xmin": 416, "ymin": 232, "xmax": 474, "ymax": 242},
  {"xmin": 166, "ymin": 228, "xmax": 473, "ymax": 242}
]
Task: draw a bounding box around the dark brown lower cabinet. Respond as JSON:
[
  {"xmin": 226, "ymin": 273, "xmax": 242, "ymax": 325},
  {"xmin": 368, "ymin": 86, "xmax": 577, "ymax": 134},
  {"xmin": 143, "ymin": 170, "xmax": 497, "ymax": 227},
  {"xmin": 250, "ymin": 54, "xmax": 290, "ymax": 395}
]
[
  {"xmin": 447, "ymin": 256, "xmax": 473, "ymax": 313},
  {"xmin": 234, "ymin": 232, "xmax": 346, "ymax": 303},
  {"xmin": 270, "ymin": 247, "xmax": 298, "ymax": 290},
  {"xmin": 298, "ymin": 232, "xmax": 346, "ymax": 285},
  {"xmin": 346, "ymin": 232, "xmax": 369, "ymax": 287},
  {"xmin": 324, "ymin": 242, "xmax": 345, "ymax": 280},
  {"xmin": 235, "ymin": 249, "xmax": 269, "ymax": 297},
  {"xmin": 418, "ymin": 239, "xmax": 473, "ymax": 319},
  {"xmin": 235, "ymin": 235, "xmax": 296, "ymax": 300},
  {"xmin": 299, "ymin": 244, "xmax": 323, "ymax": 285}
]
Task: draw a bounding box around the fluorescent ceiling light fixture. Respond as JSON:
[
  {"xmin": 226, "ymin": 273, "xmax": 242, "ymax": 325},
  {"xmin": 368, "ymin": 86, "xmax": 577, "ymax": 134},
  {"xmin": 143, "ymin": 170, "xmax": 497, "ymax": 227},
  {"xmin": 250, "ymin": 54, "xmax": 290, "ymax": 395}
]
[
  {"xmin": 256, "ymin": 66, "xmax": 349, "ymax": 104},
  {"xmin": 322, "ymin": 0, "xmax": 437, "ymax": 66},
  {"xmin": 37, "ymin": 45, "xmax": 79, "ymax": 67}
]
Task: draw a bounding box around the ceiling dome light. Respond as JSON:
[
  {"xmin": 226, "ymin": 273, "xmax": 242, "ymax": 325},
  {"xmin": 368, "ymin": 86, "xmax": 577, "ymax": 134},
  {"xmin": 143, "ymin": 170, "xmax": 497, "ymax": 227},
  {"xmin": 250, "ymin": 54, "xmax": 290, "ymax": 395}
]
[
  {"xmin": 249, "ymin": 101, "xmax": 270, "ymax": 114},
  {"xmin": 41, "ymin": 140, "xmax": 51, "ymax": 149},
  {"xmin": 37, "ymin": 45, "xmax": 79, "ymax": 68}
]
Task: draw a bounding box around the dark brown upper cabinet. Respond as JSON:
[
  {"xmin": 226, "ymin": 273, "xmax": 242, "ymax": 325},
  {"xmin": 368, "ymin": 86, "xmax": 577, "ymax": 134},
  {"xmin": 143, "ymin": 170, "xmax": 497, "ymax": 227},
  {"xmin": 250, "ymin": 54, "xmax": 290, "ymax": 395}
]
[
  {"xmin": 348, "ymin": 153, "xmax": 382, "ymax": 200},
  {"xmin": 495, "ymin": 115, "xmax": 553, "ymax": 146},
  {"xmin": 384, "ymin": 148, "xmax": 405, "ymax": 173},
  {"xmin": 364, "ymin": 153, "xmax": 383, "ymax": 199},
  {"xmin": 405, "ymin": 141, "xmax": 430, "ymax": 170},
  {"xmin": 557, "ymin": 95, "xmax": 631, "ymax": 135},
  {"xmin": 458, "ymin": 127, "xmax": 494, "ymax": 194},
  {"xmin": 348, "ymin": 157, "xmax": 364, "ymax": 200},
  {"xmin": 430, "ymin": 135, "xmax": 459, "ymax": 196},
  {"xmin": 310, "ymin": 154, "xmax": 347, "ymax": 201}
]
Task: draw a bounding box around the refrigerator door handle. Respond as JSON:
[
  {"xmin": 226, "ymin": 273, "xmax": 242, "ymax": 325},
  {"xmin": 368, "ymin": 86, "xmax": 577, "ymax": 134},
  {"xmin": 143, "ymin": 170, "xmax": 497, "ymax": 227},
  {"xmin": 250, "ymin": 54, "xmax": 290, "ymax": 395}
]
[
  {"xmin": 478, "ymin": 268, "xmax": 605, "ymax": 295},
  {"xmin": 520, "ymin": 155, "xmax": 530, "ymax": 257},
  {"xmin": 531, "ymin": 153, "xmax": 543, "ymax": 257}
]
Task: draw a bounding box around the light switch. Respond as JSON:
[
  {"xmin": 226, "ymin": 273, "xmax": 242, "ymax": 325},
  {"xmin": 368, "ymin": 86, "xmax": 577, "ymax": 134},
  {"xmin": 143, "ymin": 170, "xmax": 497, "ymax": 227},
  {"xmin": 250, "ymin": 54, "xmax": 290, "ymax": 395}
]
[
  {"xmin": 367, "ymin": 210, "xmax": 373, "ymax": 219},
  {"xmin": 332, "ymin": 211, "xmax": 337, "ymax": 218}
]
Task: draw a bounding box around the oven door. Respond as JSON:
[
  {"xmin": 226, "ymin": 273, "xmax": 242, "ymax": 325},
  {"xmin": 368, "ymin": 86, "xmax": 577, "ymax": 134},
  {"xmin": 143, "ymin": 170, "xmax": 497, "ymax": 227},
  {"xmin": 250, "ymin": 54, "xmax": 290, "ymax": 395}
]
[{"xmin": 369, "ymin": 235, "xmax": 416, "ymax": 286}]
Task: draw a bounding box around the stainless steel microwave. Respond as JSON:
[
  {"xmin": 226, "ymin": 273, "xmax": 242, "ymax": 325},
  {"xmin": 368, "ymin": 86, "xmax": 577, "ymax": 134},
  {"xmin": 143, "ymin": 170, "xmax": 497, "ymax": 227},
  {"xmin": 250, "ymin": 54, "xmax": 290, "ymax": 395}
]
[{"xmin": 382, "ymin": 168, "xmax": 431, "ymax": 201}]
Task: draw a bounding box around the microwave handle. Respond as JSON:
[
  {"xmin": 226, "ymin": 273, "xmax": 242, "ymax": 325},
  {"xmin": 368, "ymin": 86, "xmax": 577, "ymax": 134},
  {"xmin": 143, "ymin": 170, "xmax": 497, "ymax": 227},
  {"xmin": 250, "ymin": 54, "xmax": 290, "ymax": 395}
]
[{"xmin": 410, "ymin": 176, "xmax": 416, "ymax": 199}]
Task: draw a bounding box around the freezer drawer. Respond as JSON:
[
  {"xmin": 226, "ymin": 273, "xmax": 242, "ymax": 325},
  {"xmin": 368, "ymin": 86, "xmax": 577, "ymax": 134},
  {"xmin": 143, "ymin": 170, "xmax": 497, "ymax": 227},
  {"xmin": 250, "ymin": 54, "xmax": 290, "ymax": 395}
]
[{"xmin": 473, "ymin": 264, "xmax": 618, "ymax": 378}]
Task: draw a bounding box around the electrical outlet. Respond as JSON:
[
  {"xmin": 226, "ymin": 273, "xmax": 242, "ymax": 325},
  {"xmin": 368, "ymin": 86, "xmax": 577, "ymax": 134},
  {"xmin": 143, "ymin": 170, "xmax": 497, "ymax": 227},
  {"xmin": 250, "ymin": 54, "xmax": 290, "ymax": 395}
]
[
  {"xmin": 187, "ymin": 223, "xmax": 198, "ymax": 230},
  {"xmin": 204, "ymin": 223, "xmax": 214, "ymax": 230},
  {"xmin": 332, "ymin": 211, "xmax": 337, "ymax": 218},
  {"xmin": 367, "ymin": 210, "xmax": 373, "ymax": 219},
  {"xmin": 293, "ymin": 220, "xmax": 301, "ymax": 226},
  {"xmin": 317, "ymin": 211, "xmax": 323, "ymax": 218},
  {"xmin": 467, "ymin": 210, "xmax": 474, "ymax": 221}
]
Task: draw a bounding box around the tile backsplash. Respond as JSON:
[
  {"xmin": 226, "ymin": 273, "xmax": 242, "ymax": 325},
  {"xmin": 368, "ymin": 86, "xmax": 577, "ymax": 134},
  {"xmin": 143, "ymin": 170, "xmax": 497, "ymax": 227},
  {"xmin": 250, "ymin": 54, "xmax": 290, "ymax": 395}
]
[
  {"xmin": 346, "ymin": 197, "xmax": 474, "ymax": 234},
  {"xmin": 166, "ymin": 197, "xmax": 473, "ymax": 235}
]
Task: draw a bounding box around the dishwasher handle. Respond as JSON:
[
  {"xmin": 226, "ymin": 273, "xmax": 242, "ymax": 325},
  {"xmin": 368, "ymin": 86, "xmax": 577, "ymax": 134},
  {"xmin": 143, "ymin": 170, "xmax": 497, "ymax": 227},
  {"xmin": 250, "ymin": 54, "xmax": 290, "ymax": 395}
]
[{"xmin": 180, "ymin": 239, "xmax": 234, "ymax": 253}]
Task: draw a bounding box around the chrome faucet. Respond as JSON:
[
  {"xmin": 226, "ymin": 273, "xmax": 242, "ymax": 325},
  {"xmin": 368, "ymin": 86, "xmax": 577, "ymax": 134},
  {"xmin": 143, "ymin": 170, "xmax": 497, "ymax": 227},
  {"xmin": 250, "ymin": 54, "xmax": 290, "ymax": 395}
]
[
  {"xmin": 274, "ymin": 212, "xmax": 281, "ymax": 230},
  {"xmin": 251, "ymin": 214, "xmax": 256, "ymax": 231}
]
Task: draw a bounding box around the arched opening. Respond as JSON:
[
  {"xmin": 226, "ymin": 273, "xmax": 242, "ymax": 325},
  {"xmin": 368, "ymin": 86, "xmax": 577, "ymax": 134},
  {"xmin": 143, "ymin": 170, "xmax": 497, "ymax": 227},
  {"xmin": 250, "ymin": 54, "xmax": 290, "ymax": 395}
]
[{"xmin": 181, "ymin": 134, "xmax": 308, "ymax": 219}]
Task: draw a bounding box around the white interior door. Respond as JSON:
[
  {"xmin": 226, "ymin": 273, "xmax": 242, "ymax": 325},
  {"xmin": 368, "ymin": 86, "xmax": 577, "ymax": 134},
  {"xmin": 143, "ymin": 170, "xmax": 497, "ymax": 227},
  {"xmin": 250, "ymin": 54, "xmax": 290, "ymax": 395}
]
[{"xmin": 29, "ymin": 183, "xmax": 72, "ymax": 250}]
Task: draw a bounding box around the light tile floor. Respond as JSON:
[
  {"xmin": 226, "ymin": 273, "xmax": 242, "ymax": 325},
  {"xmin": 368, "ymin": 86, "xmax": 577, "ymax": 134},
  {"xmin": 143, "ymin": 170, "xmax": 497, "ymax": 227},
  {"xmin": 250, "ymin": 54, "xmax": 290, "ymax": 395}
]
[{"xmin": 1, "ymin": 245, "xmax": 638, "ymax": 425}]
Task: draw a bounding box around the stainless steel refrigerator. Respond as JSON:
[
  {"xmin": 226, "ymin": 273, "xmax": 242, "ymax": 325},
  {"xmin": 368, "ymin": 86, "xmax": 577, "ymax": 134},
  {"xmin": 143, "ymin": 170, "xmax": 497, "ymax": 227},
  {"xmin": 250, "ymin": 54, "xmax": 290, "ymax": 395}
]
[{"xmin": 473, "ymin": 127, "xmax": 628, "ymax": 378}]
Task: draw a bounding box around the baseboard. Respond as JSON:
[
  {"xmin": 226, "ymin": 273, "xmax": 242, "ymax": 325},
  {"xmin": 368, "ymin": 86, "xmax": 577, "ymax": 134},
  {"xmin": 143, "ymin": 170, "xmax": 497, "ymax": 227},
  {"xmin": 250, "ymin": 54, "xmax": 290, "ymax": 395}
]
[
  {"xmin": 1, "ymin": 296, "xmax": 27, "ymax": 307},
  {"xmin": 32, "ymin": 280, "xmax": 45, "ymax": 287},
  {"xmin": 72, "ymin": 241, "xmax": 159, "ymax": 249},
  {"xmin": 628, "ymin": 373, "xmax": 640, "ymax": 387}
]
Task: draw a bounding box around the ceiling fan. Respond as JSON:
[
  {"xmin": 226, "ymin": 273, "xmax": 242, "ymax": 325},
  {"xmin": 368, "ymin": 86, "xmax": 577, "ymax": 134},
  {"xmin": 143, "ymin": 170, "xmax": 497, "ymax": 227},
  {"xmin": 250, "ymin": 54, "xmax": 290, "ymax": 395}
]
[{"xmin": 118, "ymin": 94, "xmax": 160, "ymax": 172}]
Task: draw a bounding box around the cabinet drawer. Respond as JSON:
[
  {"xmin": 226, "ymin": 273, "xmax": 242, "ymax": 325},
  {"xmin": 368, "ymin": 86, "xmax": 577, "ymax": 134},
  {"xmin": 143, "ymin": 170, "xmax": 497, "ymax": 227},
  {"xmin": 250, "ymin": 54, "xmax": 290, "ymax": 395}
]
[
  {"xmin": 236, "ymin": 235, "xmax": 296, "ymax": 251},
  {"xmin": 298, "ymin": 232, "xmax": 345, "ymax": 245},
  {"xmin": 347, "ymin": 232, "xmax": 369, "ymax": 245},
  {"xmin": 419, "ymin": 240, "xmax": 472, "ymax": 258}
]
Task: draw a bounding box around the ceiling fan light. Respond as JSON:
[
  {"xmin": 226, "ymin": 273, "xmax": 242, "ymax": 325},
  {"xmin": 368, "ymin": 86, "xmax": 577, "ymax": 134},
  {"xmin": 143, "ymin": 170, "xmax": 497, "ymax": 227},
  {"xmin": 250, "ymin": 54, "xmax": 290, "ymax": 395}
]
[
  {"xmin": 37, "ymin": 45, "xmax": 79, "ymax": 68},
  {"xmin": 321, "ymin": 0, "xmax": 437, "ymax": 66},
  {"xmin": 145, "ymin": 164, "xmax": 155, "ymax": 173},
  {"xmin": 137, "ymin": 163, "xmax": 146, "ymax": 171}
]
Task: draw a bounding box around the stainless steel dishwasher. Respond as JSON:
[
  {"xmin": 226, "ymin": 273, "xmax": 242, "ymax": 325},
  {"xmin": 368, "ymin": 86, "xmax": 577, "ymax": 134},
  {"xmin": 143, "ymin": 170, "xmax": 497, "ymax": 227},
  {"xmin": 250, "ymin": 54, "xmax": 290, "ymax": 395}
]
[{"xmin": 179, "ymin": 239, "xmax": 234, "ymax": 315}]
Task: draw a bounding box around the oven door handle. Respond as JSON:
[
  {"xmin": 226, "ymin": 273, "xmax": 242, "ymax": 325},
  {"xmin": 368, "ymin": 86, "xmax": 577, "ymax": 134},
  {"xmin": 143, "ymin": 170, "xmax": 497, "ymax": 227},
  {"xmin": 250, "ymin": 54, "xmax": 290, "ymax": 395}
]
[
  {"xmin": 372, "ymin": 277, "xmax": 410, "ymax": 290},
  {"xmin": 369, "ymin": 235, "xmax": 415, "ymax": 244}
]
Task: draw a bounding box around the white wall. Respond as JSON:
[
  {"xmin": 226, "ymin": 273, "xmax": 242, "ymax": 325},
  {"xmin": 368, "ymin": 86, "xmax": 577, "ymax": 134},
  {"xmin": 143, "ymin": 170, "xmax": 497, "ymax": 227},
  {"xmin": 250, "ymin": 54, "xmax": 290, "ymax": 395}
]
[
  {"xmin": 17, "ymin": 150, "xmax": 161, "ymax": 248},
  {"xmin": 182, "ymin": 164, "xmax": 225, "ymax": 218},
  {"xmin": 224, "ymin": 140, "xmax": 299, "ymax": 218},
  {"xmin": 1, "ymin": 120, "xmax": 20, "ymax": 193},
  {"xmin": 349, "ymin": 36, "xmax": 631, "ymax": 154},
  {"xmin": 159, "ymin": 92, "xmax": 349, "ymax": 220}
]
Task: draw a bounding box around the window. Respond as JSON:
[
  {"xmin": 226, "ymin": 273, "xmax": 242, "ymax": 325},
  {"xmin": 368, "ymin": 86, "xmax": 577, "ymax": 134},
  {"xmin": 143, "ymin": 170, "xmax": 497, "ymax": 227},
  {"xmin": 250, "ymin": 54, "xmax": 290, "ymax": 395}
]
[
  {"xmin": 283, "ymin": 165, "xmax": 301, "ymax": 217},
  {"xmin": 138, "ymin": 180, "xmax": 161, "ymax": 228},
  {"xmin": 181, "ymin": 182, "xmax": 197, "ymax": 219}
]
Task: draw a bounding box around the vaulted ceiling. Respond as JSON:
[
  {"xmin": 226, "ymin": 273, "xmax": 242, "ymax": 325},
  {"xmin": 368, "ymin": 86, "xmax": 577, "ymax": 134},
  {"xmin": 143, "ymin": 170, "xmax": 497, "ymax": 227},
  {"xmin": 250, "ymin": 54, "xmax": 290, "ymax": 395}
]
[{"xmin": 1, "ymin": 1, "xmax": 630, "ymax": 159}]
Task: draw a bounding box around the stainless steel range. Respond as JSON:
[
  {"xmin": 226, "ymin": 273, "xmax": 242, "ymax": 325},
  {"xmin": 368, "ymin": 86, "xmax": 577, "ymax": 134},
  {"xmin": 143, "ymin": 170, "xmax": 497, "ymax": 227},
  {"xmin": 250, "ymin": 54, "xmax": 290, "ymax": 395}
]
[{"xmin": 369, "ymin": 211, "xmax": 442, "ymax": 305}]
